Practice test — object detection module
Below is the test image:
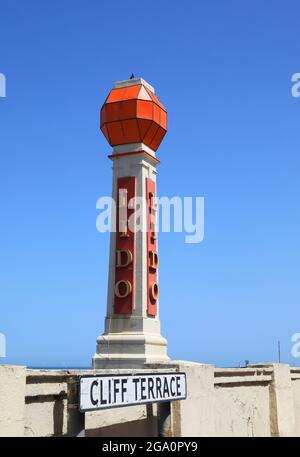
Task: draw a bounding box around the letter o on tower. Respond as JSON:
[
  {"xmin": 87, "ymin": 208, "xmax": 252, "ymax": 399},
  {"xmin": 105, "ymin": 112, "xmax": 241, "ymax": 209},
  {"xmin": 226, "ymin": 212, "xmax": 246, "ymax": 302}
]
[
  {"xmin": 150, "ymin": 282, "xmax": 159, "ymax": 301},
  {"xmin": 115, "ymin": 280, "xmax": 132, "ymax": 298}
]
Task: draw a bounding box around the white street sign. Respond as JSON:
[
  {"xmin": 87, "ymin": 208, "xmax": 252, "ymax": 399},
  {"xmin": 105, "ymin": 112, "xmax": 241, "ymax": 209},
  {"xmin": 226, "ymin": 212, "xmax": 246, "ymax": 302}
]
[{"xmin": 79, "ymin": 372, "xmax": 186, "ymax": 411}]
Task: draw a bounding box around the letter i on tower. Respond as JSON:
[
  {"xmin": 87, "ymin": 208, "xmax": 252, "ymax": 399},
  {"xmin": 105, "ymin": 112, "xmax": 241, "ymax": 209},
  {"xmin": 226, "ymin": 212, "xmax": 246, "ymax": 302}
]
[{"xmin": 93, "ymin": 77, "xmax": 169, "ymax": 368}]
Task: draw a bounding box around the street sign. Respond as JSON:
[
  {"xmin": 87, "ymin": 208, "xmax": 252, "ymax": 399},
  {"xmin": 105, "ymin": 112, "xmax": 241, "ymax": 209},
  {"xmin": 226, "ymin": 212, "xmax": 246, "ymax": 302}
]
[{"xmin": 79, "ymin": 372, "xmax": 187, "ymax": 412}]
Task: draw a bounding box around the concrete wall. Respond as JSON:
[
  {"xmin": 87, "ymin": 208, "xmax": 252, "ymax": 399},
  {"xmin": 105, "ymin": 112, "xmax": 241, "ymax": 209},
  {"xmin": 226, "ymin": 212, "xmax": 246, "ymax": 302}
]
[
  {"xmin": 0, "ymin": 365, "xmax": 26, "ymax": 437},
  {"xmin": 171, "ymin": 361, "xmax": 215, "ymax": 437},
  {"xmin": 85, "ymin": 404, "xmax": 158, "ymax": 437},
  {"xmin": 291, "ymin": 368, "xmax": 300, "ymax": 437},
  {"xmin": 1, "ymin": 362, "xmax": 300, "ymax": 437},
  {"xmin": 215, "ymin": 384, "xmax": 270, "ymax": 437},
  {"xmin": 214, "ymin": 367, "xmax": 273, "ymax": 437},
  {"xmin": 25, "ymin": 370, "xmax": 69, "ymax": 437}
]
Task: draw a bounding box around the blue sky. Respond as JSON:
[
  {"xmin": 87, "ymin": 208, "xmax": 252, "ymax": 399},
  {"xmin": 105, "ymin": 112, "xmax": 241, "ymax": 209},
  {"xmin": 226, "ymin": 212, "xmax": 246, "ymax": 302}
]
[{"xmin": 0, "ymin": 0, "xmax": 299, "ymax": 367}]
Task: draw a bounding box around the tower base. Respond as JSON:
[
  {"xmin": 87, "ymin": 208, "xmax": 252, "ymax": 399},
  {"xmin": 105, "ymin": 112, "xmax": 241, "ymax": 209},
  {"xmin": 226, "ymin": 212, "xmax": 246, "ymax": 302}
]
[{"xmin": 93, "ymin": 332, "xmax": 169, "ymax": 369}]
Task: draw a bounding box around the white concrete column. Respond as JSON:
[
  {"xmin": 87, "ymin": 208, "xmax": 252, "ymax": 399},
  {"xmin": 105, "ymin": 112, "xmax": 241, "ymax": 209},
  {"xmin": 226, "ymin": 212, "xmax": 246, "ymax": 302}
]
[
  {"xmin": 271, "ymin": 364, "xmax": 296, "ymax": 436},
  {"xmin": 93, "ymin": 149, "xmax": 169, "ymax": 368},
  {"xmin": 249, "ymin": 363, "xmax": 296, "ymax": 436},
  {"xmin": 170, "ymin": 361, "xmax": 215, "ymax": 437}
]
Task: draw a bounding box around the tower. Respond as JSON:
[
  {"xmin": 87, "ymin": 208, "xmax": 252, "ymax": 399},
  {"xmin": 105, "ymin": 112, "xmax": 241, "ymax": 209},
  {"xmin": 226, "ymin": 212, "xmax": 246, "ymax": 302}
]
[{"xmin": 93, "ymin": 77, "xmax": 169, "ymax": 368}]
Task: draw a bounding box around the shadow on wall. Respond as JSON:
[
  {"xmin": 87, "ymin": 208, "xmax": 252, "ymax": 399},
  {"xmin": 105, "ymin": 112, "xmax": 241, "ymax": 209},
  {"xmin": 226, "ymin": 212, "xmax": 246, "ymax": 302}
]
[
  {"xmin": 85, "ymin": 417, "xmax": 157, "ymax": 437},
  {"xmin": 53, "ymin": 395, "xmax": 65, "ymax": 436}
]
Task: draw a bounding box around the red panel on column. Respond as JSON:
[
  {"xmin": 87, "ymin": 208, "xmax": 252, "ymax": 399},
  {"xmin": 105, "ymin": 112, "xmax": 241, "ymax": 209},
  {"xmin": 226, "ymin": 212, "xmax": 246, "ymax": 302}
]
[
  {"xmin": 114, "ymin": 176, "xmax": 136, "ymax": 314},
  {"xmin": 146, "ymin": 178, "xmax": 158, "ymax": 317}
]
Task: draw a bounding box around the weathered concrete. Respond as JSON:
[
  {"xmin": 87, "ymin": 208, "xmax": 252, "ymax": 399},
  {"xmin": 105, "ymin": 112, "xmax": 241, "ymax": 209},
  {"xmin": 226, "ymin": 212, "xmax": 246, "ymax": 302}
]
[
  {"xmin": 0, "ymin": 365, "xmax": 26, "ymax": 437},
  {"xmin": 171, "ymin": 361, "xmax": 215, "ymax": 437},
  {"xmin": 291, "ymin": 368, "xmax": 300, "ymax": 437},
  {"xmin": 85, "ymin": 404, "xmax": 157, "ymax": 437},
  {"xmin": 1, "ymin": 363, "xmax": 300, "ymax": 437},
  {"xmin": 270, "ymin": 364, "xmax": 296, "ymax": 436},
  {"xmin": 214, "ymin": 367, "xmax": 272, "ymax": 437}
]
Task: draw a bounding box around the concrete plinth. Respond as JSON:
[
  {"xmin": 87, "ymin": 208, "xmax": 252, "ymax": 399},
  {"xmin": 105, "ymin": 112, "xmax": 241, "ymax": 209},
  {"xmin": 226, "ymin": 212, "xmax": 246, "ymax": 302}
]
[{"xmin": 93, "ymin": 332, "xmax": 169, "ymax": 369}]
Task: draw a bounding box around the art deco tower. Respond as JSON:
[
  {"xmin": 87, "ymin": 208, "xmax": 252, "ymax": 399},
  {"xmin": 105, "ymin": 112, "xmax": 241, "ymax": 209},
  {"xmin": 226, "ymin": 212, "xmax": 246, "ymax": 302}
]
[{"xmin": 93, "ymin": 77, "xmax": 169, "ymax": 368}]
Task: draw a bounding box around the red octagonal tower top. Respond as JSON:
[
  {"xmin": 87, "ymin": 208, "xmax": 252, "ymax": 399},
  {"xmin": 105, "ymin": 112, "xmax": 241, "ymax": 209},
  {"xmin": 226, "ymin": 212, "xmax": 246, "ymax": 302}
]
[{"xmin": 100, "ymin": 77, "xmax": 167, "ymax": 152}]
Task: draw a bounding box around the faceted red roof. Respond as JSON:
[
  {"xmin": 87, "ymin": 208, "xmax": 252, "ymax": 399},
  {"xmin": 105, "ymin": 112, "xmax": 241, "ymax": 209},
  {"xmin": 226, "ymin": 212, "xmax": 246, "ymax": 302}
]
[{"xmin": 100, "ymin": 84, "xmax": 167, "ymax": 151}]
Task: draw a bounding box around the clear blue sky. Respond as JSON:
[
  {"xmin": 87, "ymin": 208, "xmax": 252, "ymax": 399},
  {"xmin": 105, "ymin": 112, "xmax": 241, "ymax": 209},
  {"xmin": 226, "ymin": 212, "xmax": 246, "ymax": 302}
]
[{"xmin": 0, "ymin": 0, "xmax": 299, "ymax": 368}]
